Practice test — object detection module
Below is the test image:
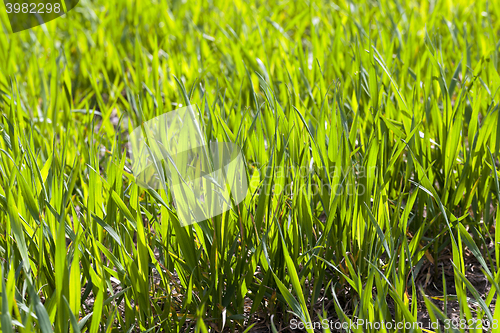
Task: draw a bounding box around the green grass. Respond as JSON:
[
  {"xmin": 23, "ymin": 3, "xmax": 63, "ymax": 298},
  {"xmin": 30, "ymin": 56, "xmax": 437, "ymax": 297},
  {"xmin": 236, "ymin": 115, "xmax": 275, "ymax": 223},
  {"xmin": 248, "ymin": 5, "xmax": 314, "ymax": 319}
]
[{"xmin": 1, "ymin": 0, "xmax": 500, "ymax": 331}]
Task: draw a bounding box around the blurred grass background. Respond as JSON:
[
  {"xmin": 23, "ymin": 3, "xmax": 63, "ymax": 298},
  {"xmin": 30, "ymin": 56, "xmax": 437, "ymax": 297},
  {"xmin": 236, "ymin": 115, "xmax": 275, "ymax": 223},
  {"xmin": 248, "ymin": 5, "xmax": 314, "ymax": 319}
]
[{"xmin": 1, "ymin": 0, "xmax": 500, "ymax": 332}]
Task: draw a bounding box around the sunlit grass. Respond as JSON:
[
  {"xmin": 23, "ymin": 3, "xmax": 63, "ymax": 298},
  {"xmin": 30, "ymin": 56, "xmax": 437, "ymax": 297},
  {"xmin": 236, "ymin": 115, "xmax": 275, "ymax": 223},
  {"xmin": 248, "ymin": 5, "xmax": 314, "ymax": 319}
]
[{"xmin": 1, "ymin": 0, "xmax": 500, "ymax": 332}]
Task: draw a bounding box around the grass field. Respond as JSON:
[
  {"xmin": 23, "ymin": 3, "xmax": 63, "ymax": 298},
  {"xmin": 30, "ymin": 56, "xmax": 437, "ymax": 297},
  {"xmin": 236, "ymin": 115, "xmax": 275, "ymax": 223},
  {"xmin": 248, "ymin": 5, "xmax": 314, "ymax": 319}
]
[{"xmin": 1, "ymin": 0, "xmax": 500, "ymax": 331}]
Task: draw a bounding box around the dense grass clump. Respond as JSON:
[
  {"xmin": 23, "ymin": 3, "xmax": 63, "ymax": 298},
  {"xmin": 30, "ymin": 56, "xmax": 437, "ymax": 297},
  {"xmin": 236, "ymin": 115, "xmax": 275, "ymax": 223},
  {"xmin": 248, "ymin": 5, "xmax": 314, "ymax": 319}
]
[{"xmin": 1, "ymin": 0, "xmax": 500, "ymax": 331}]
